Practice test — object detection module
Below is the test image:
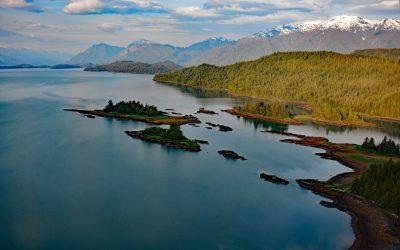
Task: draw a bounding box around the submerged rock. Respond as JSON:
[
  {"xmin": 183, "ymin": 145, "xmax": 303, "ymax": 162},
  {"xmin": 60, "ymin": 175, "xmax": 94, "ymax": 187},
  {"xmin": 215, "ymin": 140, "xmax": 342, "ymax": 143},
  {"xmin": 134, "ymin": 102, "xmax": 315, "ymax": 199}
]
[
  {"xmin": 206, "ymin": 122, "xmax": 233, "ymax": 132},
  {"xmin": 195, "ymin": 139, "xmax": 209, "ymax": 144},
  {"xmin": 218, "ymin": 150, "xmax": 247, "ymax": 160},
  {"xmin": 84, "ymin": 114, "xmax": 96, "ymax": 119}
]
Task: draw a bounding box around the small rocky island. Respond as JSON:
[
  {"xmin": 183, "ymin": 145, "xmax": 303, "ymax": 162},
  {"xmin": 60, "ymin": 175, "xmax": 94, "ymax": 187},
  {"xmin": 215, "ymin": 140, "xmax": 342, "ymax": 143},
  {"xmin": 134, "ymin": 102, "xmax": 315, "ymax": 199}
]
[
  {"xmin": 260, "ymin": 173, "xmax": 289, "ymax": 185},
  {"xmin": 197, "ymin": 108, "xmax": 218, "ymax": 115},
  {"xmin": 206, "ymin": 122, "xmax": 233, "ymax": 132},
  {"xmin": 218, "ymin": 150, "xmax": 247, "ymax": 160},
  {"xmin": 125, "ymin": 125, "xmax": 201, "ymax": 152},
  {"xmin": 65, "ymin": 100, "xmax": 200, "ymax": 125}
]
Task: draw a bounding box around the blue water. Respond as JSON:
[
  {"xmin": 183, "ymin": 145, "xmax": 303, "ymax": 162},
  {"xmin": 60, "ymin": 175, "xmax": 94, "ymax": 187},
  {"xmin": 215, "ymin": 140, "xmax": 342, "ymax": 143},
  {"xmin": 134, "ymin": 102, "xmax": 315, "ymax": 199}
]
[{"xmin": 0, "ymin": 69, "xmax": 396, "ymax": 249}]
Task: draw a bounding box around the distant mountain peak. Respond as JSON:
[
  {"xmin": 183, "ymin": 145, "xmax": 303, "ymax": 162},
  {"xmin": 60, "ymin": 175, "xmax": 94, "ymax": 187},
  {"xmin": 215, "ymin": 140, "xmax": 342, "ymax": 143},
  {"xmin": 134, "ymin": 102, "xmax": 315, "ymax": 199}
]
[
  {"xmin": 207, "ymin": 37, "xmax": 235, "ymax": 42},
  {"xmin": 252, "ymin": 24, "xmax": 300, "ymax": 38},
  {"xmin": 128, "ymin": 39, "xmax": 154, "ymax": 47}
]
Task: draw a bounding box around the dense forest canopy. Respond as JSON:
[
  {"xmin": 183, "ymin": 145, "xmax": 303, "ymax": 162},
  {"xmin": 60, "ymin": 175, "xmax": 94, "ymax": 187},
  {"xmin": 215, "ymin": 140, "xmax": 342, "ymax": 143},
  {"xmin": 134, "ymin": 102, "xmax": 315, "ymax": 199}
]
[
  {"xmin": 154, "ymin": 51, "xmax": 400, "ymax": 122},
  {"xmin": 104, "ymin": 100, "xmax": 165, "ymax": 117},
  {"xmin": 85, "ymin": 61, "xmax": 180, "ymax": 74},
  {"xmin": 143, "ymin": 125, "xmax": 187, "ymax": 141},
  {"xmin": 235, "ymin": 102, "xmax": 290, "ymax": 118},
  {"xmin": 351, "ymin": 160, "xmax": 400, "ymax": 214}
]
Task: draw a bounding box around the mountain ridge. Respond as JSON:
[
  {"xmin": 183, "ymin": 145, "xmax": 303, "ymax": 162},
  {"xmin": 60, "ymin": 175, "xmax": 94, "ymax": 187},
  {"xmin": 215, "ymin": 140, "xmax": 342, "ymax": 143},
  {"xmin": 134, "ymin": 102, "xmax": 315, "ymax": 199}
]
[{"xmin": 67, "ymin": 15, "xmax": 400, "ymax": 67}]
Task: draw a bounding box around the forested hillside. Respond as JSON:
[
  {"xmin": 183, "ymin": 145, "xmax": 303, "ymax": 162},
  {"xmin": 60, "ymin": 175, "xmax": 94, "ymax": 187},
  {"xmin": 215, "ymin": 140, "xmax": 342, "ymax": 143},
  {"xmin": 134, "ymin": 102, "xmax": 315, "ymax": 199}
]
[
  {"xmin": 154, "ymin": 51, "xmax": 400, "ymax": 122},
  {"xmin": 353, "ymin": 48, "xmax": 400, "ymax": 62},
  {"xmin": 85, "ymin": 61, "xmax": 180, "ymax": 74}
]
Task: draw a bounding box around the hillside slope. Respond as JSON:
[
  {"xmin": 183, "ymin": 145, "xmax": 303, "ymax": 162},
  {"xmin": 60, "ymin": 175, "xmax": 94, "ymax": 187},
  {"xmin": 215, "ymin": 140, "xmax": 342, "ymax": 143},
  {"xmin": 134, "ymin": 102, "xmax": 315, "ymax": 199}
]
[{"xmin": 154, "ymin": 51, "xmax": 400, "ymax": 122}]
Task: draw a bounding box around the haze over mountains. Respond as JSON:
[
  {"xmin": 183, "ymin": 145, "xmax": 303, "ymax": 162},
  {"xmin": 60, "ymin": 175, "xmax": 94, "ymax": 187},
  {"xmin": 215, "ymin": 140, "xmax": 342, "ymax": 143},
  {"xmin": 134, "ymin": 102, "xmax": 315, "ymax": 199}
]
[
  {"xmin": 1, "ymin": 16, "xmax": 399, "ymax": 67},
  {"xmin": 0, "ymin": 47, "xmax": 73, "ymax": 66}
]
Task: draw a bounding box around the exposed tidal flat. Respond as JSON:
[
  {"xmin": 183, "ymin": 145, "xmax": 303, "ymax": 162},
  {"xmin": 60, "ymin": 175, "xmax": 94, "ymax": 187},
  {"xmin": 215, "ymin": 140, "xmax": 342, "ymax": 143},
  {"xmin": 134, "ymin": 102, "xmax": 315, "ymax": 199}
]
[{"xmin": 0, "ymin": 69, "xmax": 399, "ymax": 249}]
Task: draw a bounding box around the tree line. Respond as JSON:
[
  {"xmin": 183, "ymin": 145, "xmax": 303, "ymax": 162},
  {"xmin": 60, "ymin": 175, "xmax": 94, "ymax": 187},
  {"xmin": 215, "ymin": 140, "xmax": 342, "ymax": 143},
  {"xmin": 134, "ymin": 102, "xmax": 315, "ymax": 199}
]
[
  {"xmin": 143, "ymin": 125, "xmax": 187, "ymax": 141},
  {"xmin": 362, "ymin": 136, "xmax": 400, "ymax": 156},
  {"xmin": 235, "ymin": 101, "xmax": 290, "ymax": 118},
  {"xmin": 104, "ymin": 100, "xmax": 165, "ymax": 117}
]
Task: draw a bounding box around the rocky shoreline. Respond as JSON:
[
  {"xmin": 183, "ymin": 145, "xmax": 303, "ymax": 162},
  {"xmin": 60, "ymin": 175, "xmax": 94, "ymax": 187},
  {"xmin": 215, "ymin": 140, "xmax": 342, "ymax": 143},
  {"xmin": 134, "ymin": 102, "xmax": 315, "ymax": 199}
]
[
  {"xmin": 264, "ymin": 130, "xmax": 400, "ymax": 249},
  {"xmin": 125, "ymin": 131, "xmax": 201, "ymax": 152},
  {"xmin": 64, "ymin": 109, "xmax": 200, "ymax": 125}
]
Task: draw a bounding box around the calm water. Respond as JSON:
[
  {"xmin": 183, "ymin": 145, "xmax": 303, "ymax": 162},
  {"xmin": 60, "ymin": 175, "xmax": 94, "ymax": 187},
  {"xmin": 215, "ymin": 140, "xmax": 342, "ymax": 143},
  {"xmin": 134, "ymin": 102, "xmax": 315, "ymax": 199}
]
[{"xmin": 0, "ymin": 69, "xmax": 397, "ymax": 249}]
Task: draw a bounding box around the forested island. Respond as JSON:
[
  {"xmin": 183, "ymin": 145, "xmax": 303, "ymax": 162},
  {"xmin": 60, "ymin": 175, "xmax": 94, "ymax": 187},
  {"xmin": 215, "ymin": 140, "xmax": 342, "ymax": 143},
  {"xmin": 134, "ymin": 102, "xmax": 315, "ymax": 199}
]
[
  {"xmin": 84, "ymin": 60, "xmax": 180, "ymax": 74},
  {"xmin": 154, "ymin": 51, "xmax": 400, "ymax": 126},
  {"xmin": 125, "ymin": 125, "xmax": 201, "ymax": 151},
  {"xmin": 65, "ymin": 100, "xmax": 200, "ymax": 125}
]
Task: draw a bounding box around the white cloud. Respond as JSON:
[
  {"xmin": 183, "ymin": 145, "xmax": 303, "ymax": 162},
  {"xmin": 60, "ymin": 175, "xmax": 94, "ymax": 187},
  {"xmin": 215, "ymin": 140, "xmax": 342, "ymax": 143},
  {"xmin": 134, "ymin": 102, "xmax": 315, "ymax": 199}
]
[
  {"xmin": 0, "ymin": 0, "xmax": 42, "ymax": 12},
  {"xmin": 173, "ymin": 6, "xmax": 219, "ymax": 18},
  {"xmin": 98, "ymin": 22, "xmax": 123, "ymax": 33},
  {"xmin": 64, "ymin": 0, "xmax": 165, "ymax": 15},
  {"xmin": 220, "ymin": 11, "xmax": 305, "ymax": 25},
  {"xmin": 352, "ymin": 0, "xmax": 400, "ymax": 14}
]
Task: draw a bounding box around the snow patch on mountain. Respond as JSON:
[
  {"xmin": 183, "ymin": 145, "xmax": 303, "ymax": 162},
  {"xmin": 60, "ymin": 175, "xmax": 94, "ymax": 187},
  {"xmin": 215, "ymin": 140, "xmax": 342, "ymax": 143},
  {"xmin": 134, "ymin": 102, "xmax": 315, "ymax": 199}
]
[{"xmin": 253, "ymin": 16, "xmax": 400, "ymax": 38}]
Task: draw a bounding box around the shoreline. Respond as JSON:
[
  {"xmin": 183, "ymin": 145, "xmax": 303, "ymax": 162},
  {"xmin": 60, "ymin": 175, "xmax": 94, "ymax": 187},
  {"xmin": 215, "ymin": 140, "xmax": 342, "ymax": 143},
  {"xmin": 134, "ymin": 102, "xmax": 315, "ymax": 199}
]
[
  {"xmin": 265, "ymin": 130, "xmax": 400, "ymax": 249},
  {"xmin": 222, "ymin": 108, "xmax": 303, "ymax": 125},
  {"xmin": 64, "ymin": 108, "xmax": 200, "ymax": 125}
]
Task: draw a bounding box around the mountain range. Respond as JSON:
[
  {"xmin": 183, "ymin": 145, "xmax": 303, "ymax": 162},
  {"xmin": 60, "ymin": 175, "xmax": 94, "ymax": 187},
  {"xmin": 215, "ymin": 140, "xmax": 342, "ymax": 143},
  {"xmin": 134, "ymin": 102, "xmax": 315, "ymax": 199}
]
[
  {"xmin": 2, "ymin": 16, "xmax": 399, "ymax": 67},
  {"xmin": 0, "ymin": 47, "xmax": 73, "ymax": 66}
]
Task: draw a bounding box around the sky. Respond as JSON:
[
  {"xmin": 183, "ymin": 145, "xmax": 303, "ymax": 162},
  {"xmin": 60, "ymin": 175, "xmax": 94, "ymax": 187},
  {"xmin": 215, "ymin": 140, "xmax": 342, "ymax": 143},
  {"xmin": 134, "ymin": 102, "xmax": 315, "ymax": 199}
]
[{"xmin": 0, "ymin": 0, "xmax": 399, "ymax": 53}]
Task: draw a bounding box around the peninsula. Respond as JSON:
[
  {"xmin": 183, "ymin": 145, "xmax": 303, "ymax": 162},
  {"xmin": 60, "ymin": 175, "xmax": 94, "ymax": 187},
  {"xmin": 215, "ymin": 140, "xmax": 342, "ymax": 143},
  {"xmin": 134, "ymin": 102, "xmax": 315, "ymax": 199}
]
[
  {"xmin": 264, "ymin": 130, "xmax": 400, "ymax": 249},
  {"xmin": 154, "ymin": 51, "xmax": 400, "ymax": 126}
]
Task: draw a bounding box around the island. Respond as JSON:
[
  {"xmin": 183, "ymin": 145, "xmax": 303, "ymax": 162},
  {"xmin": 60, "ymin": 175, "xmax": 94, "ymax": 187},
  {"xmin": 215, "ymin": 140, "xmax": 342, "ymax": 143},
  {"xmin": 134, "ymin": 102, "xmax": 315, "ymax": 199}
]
[
  {"xmin": 259, "ymin": 173, "xmax": 289, "ymax": 185},
  {"xmin": 264, "ymin": 130, "xmax": 400, "ymax": 249},
  {"xmin": 154, "ymin": 51, "xmax": 400, "ymax": 127},
  {"xmin": 218, "ymin": 150, "xmax": 247, "ymax": 160},
  {"xmin": 65, "ymin": 100, "xmax": 200, "ymax": 125},
  {"xmin": 223, "ymin": 101, "xmax": 302, "ymax": 125},
  {"xmin": 205, "ymin": 122, "xmax": 233, "ymax": 132},
  {"xmin": 0, "ymin": 64, "xmax": 81, "ymax": 69},
  {"xmin": 125, "ymin": 125, "xmax": 201, "ymax": 152},
  {"xmin": 84, "ymin": 60, "xmax": 181, "ymax": 74},
  {"xmin": 197, "ymin": 108, "xmax": 218, "ymax": 115}
]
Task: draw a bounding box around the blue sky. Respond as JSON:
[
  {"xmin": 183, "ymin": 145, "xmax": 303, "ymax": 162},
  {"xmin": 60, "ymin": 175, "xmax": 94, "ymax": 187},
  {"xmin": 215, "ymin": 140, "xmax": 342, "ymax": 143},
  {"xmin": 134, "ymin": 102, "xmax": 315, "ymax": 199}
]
[{"xmin": 0, "ymin": 0, "xmax": 399, "ymax": 53}]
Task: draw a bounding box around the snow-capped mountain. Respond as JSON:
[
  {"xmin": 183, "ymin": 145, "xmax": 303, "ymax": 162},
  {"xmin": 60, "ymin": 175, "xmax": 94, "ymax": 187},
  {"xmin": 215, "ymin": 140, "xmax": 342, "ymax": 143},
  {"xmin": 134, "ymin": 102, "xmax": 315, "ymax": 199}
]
[
  {"xmin": 253, "ymin": 16, "xmax": 400, "ymax": 38},
  {"xmin": 252, "ymin": 24, "xmax": 300, "ymax": 38},
  {"xmin": 127, "ymin": 39, "xmax": 155, "ymax": 47},
  {"xmin": 68, "ymin": 16, "xmax": 400, "ymax": 66},
  {"xmin": 191, "ymin": 15, "xmax": 400, "ymax": 66}
]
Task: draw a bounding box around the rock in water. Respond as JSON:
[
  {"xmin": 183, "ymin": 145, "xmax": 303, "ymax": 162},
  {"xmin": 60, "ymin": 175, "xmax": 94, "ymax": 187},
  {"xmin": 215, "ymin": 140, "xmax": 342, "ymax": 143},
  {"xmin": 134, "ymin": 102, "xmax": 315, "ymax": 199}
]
[
  {"xmin": 260, "ymin": 173, "xmax": 289, "ymax": 185},
  {"xmin": 218, "ymin": 150, "xmax": 247, "ymax": 160}
]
